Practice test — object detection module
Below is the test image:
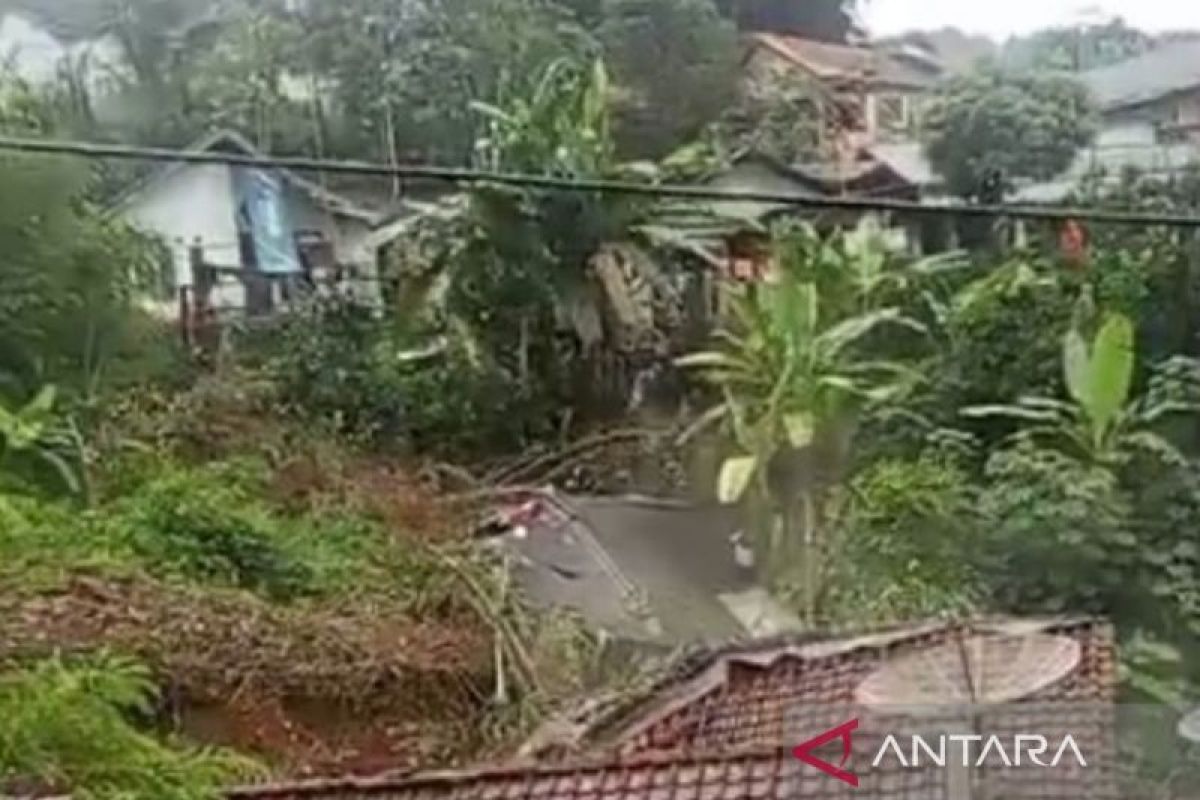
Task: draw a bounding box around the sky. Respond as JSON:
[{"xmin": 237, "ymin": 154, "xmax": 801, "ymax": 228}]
[{"xmin": 860, "ymin": 0, "xmax": 1198, "ymax": 40}]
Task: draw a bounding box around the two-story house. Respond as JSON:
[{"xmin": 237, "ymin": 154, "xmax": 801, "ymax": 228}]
[{"xmin": 741, "ymin": 33, "xmax": 943, "ymax": 152}]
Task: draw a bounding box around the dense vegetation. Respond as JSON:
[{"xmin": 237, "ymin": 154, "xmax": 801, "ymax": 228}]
[
  {"xmin": 923, "ymin": 69, "xmax": 1098, "ymax": 199},
  {"xmin": 1, "ymin": 0, "xmax": 1199, "ymax": 796}
]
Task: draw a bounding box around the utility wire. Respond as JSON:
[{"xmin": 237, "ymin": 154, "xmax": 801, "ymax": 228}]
[{"xmin": 3, "ymin": 135, "xmax": 1200, "ymax": 228}]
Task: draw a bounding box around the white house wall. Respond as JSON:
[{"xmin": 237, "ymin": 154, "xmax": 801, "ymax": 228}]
[
  {"xmin": 122, "ymin": 162, "xmax": 381, "ymax": 314},
  {"xmin": 121, "ymin": 162, "xmax": 245, "ymax": 313}
]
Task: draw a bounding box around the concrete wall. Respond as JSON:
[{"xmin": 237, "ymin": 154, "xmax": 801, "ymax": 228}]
[
  {"xmin": 121, "ymin": 163, "xmax": 244, "ymax": 315},
  {"xmin": 122, "ymin": 164, "xmax": 239, "ymax": 289}
]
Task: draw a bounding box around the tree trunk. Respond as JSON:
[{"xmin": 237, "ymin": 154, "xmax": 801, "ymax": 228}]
[{"xmin": 764, "ymin": 416, "xmax": 858, "ymax": 624}]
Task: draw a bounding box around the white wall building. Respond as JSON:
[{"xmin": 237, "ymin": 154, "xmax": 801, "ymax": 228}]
[{"xmin": 114, "ymin": 130, "xmax": 381, "ymax": 316}]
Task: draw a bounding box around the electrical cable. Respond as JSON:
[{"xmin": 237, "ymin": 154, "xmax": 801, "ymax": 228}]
[{"xmin": 2, "ymin": 134, "xmax": 1200, "ymax": 228}]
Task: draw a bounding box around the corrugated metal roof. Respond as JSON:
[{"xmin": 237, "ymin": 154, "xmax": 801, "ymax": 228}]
[{"xmin": 1012, "ymin": 141, "xmax": 1200, "ymax": 202}]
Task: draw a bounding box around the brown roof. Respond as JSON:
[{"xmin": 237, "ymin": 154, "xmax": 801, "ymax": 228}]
[
  {"xmin": 230, "ymin": 617, "xmax": 1118, "ymax": 800},
  {"xmin": 526, "ymin": 616, "xmax": 1116, "ymax": 757},
  {"xmin": 748, "ymin": 34, "xmax": 938, "ymax": 90}
]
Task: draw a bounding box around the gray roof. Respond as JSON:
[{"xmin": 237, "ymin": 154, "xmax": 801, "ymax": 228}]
[
  {"xmin": 1012, "ymin": 141, "xmax": 1200, "ymax": 202},
  {"xmin": 1082, "ymin": 41, "xmax": 1200, "ymax": 110},
  {"xmin": 865, "ymin": 140, "xmax": 938, "ymax": 187},
  {"xmin": 482, "ymin": 491, "xmax": 802, "ymax": 646},
  {"xmin": 111, "ymin": 129, "xmax": 379, "ymax": 223}
]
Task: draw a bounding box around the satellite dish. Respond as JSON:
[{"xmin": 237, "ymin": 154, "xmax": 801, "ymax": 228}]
[
  {"xmin": 1180, "ymin": 707, "xmax": 1200, "ymax": 744},
  {"xmin": 856, "ymin": 633, "xmax": 1082, "ymax": 800},
  {"xmin": 856, "ymin": 633, "xmax": 1082, "ymax": 711}
]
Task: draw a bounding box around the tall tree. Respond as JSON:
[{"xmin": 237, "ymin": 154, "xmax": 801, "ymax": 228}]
[
  {"xmin": 923, "ymin": 68, "xmax": 1097, "ymax": 200},
  {"xmin": 596, "ymin": 0, "xmax": 739, "ymax": 158},
  {"xmin": 713, "ymin": 0, "xmax": 857, "ymax": 41},
  {"xmin": 299, "ymin": 0, "xmax": 591, "ymax": 165},
  {"xmin": 1002, "ymin": 18, "xmax": 1153, "ymax": 71},
  {"xmin": 191, "ymin": 2, "xmax": 309, "ymax": 152}
]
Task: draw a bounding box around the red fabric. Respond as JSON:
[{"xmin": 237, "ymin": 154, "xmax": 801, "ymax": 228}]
[{"xmin": 1061, "ymin": 220, "xmax": 1088, "ymax": 267}]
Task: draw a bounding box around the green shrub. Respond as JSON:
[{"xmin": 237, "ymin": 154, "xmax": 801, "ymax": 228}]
[
  {"xmin": 2, "ymin": 458, "xmax": 443, "ymax": 603},
  {"xmin": 98, "ymin": 462, "xmax": 313, "ymax": 600},
  {"xmin": 262, "ymin": 295, "xmax": 552, "ymax": 456},
  {"xmin": 0, "ymin": 652, "xmax": 260, "ymax": 800},
  {"xmin": 0, "ymin": 494, "xmax": 135, "ymax": 588},
  {"xmin": 944, "ymin": 260, "xmax": 1077, "ymax": 408},
  {"xmin": 824, "ymin": 454, "xmax": 982, "ymax": 625},
  {"xmin": 96, "ymin": 460, "xmax": 418, "ymax": 601},
  {"xmin": 976, "ymin": 442, "xmax": 1145, "ymax": 616}
]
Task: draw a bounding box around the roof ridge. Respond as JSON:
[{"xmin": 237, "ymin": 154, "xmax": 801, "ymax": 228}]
[
  {"xmin": 521, "ymin": 615, "xmax": 1108, "ymax": 755},
  {"xmin": 109, "ymin": 129, "xmax": 378, "ymax": 224}
]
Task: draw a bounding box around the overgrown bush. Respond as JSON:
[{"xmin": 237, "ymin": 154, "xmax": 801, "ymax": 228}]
[
  {"xmin": 976, "ymin": 442, "xmax": 1139, "ymax": 615},
  {"xmin": 262, "ymin": 295, "xmax": 553, "ymax": 457},
  {"xmin": 100, "ymin": 462, "xmax": 318, "ymax": 600},
  {"xmin": 1, "ymin": 458, "xmax": 446, "ymax": 603},
  {"xmin": 0, "ymin": 652, "xmax": 259, "ymax": 799},
  {"xmin": 824, "ymin": 454, "xmax": 982, "ymax": 625},
  {"xmin": 943, "ymin": 260, "xmax": 1078, "ymax": 409}
]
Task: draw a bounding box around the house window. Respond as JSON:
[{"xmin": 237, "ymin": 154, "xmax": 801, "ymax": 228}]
[{"xmin": 875, "ymin": 93, "xmax": 910, "ymax": 134}]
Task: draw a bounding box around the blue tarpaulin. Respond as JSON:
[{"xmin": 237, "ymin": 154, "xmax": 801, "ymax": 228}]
[{"xmin": 234, "ymin": 167, "xmax": 300, "ymax": 275}]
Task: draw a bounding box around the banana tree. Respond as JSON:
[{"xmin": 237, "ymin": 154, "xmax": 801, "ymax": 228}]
[
  {"xmin": 963, "ymin": 313, "xmax": 1194, "ymax": 467},
  {"xmin": 678, "ymin": 232, "xmax": 928, "ymax": 623}
]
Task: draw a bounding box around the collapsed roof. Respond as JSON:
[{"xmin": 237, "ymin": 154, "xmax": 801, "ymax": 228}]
[{"xmin": 477, "ymin": 491, "xmax": 803, "ymax": 646}]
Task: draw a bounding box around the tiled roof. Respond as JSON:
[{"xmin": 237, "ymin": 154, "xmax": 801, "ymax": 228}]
[
  {"xmin": 530, "ymin": 617, "xmax": 1115, "ymax": 757},
  {"xmin": 230, "ymin": 617, "xmax": 1118, "ymax": 800}
]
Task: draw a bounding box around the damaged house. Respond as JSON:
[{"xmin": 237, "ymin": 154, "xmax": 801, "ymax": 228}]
[{"xmin": 231, "ymin": 617, "xmax": 1120, "ymax": 800}]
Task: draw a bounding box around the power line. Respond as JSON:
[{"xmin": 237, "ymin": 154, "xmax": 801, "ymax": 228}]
[{"xmin": 2, "ymin": 134, "xmax": 1200, "ymax": 229}]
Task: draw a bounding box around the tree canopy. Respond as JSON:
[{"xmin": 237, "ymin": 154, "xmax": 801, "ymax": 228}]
[
  {"xmin": 923, "ymin": 68, "xmax": 1097, "ymax": 200},
  {"xmin": 713, "ymin": 0, "xmax": 857, "ymax": 40},
  {"xmin": 1001, "ymin": 18, "xmax": 1154, "ymax": 71}
]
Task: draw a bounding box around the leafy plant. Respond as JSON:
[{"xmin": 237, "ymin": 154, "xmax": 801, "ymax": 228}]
[
  {"xmin": 939, "ymin": 260, "xmax": 1078, "ymax": 410},
  {"xmin": 678, "ymin": 221, "xmax": 933, "ymax": 621},
  {"xmin": 97, "ymin": 460, "xmax": 412, "ymax": 601},
  {"xmin": 923, "ymin": 67, "xmax": 1097, "ymax": 199},
  {"xmin": 964, "ymin": 312, "xmax": 1194, "ymax": 466},
  {"xmin": 266, "ymin": 294, "xmax": 551, "ymax": 456},
  {"xmin": 0, "ymin": 652, "xmax": 261, "ymax": 799},
  {"xmin": 975, "ymin": 441, "xmax": 1138, "ymax": 615},
  {"xmin": 596, "ymin": 0, "xmax": 738, "ymax": 158},
  {"xmin": 0, "ymin": 385, "xmax": 85, "ymax": 499},
  {"xmin": 473, "ymin": 58, "xmax": 616, "ymax": 176},
  {"xmin": 0, "ymin": 78, "xmax": 173, "ymax": 403},
  {"xmin": 823, "ymin": 454, "xmax": 982, "ymax": 625}
]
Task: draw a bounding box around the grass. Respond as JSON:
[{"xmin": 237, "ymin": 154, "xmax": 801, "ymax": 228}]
[
  {"xmin": 0, "ymin": 433, "xmax": 609, "ymax": 790},
  {"xmin": 0, "ymin": 457, "xmax": 450, "ymax": 605}
]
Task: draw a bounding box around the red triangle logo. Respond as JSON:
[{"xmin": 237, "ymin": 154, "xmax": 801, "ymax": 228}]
[{"xmin": 792, "ymin": 719, "xmax": 859, "ymax": 787}]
